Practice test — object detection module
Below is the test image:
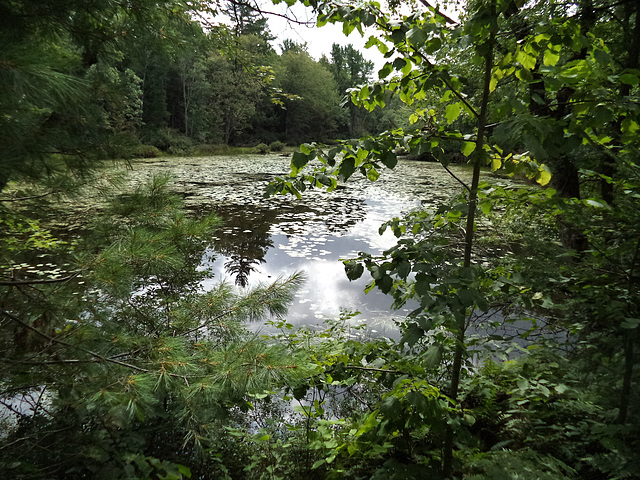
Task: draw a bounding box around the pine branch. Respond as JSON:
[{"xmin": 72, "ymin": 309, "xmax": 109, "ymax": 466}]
[
  {"xmin": 0, "ymin": 273, "xmax": 79, "ymax": 286},
  {"xmin": 0, "ymin": 308, "xmax": 149, "ymax": 373},
  {"xmin": 184, "ymin": 272, "xmax": 306, "ymax": 335},
  {"xmin": 0, "ymin": 190, "xmax": 59, "ymax": 202}
]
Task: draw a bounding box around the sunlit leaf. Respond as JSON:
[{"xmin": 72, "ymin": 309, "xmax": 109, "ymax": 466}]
[
  {"xmin": 516, "ymin": 49, "xmax": 536, "ymax": 70},
  {"xmin": 461, "ymin": 141, "xmax": 475, "ymax": 157},
  {"xmin": 445, "ymin": 103, "xmax": 462, "ymax": 124},
  {"xmin": 536, "ymin": 167, "xmax": 552, "ymax": 186},
  {"xmin": 543, "ymin": 47, "xmax": 560, "ymax": 66}
]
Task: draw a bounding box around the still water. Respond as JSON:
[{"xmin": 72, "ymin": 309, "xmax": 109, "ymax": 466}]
[{"xmin": 129, "ymin": 154, "xmax": 476, "ymax": 335}]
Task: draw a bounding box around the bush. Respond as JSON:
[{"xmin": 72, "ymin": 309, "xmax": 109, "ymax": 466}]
[
  {"xmin": 269, "ymin": 141, "xmax": 285, "ymax": 152},
  {"xmin": 255, "ymin": 143, "xmax": 270, "ymax": 154},
  {"xmin": 133, "ymin": 144, "xmax": 161, "ymax": 158}
]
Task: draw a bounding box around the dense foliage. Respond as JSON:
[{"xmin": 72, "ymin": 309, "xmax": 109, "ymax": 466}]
[{"xmin": 1, "ymin": 0, "xmax": 639, "ymax": 479}]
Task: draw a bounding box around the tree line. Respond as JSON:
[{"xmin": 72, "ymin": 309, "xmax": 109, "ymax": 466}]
[{"xmin": 1, "ymin": 0, "xmax": 402, "ymax": 190}]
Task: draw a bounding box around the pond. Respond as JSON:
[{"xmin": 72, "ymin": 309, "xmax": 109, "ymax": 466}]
[{"xmin": 122, "ymin": 154, "xmax": 482, "ymax": 336}]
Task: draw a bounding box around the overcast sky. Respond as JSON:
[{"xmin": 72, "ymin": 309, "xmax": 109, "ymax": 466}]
[{"xmin": 264, "ymin": 2, "xmax": 386, "ymax": 68}]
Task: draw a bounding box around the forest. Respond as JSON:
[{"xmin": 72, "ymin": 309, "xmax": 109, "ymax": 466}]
[{"xmin": 1, "ymin": 0, "xmax": 639, "ymax": 479}]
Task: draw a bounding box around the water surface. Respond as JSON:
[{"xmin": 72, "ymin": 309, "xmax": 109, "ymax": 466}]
[{"xmin": 128, "ymin": 154, "xmax": 477, "ymax": 334}]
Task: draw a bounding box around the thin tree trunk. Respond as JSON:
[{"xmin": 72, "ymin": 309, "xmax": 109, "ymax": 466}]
[
  {"xmin": 618, "ymin": 233, "xmax": 640, "ymax": 424},
  {"xmin": 442, "ymin": 4, "xmax": 496, "ymax": 476}
]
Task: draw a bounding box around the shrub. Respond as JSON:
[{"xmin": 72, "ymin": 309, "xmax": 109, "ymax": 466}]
[
  {"xmin": 269, "ymin": 141, "xmax": 285, "ymax": 152},
  {"xmin": 255, "ymin": 143, "xmax": 270, "ymax": 154},
  {"xmin": 134, "ymin": 144, "xmax": 161, "ymax": 158}
]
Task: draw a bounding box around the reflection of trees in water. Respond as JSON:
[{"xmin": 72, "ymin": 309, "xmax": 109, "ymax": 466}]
[
  {"xmin": 212, "ymin": 205, "xmax": 275, "ymax": 287},
  {"xmin": 224, "ymin": 251, "xmax": 266, "ymax": 287},
  {"xmin": 210, "ymin": 194, "xmax": 367, "ymax": 285}
]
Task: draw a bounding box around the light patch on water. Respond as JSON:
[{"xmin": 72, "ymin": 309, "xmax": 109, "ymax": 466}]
[{"xmin": 104, "ymin": 154, "xmax": 485, "ymax": 335}]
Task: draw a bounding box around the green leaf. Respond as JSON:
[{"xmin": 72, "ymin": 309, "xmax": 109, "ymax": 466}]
[
  {"xmin": 407, "ymin": 27, "xmax": 427, "ymax": 48},
  {"xmin": 291, "ymin": 152, "xmax": 309, "ymax": 175},
  {"xmin": 620, "ymin": 73, "xmax": 639, "ymax": 85},
  {"xmin": 380, "ymin": 150, "xmax": 397, "ymax": 168},
  {"xmin": 622, "ymin": 117, "xmax": 639, "ymax": 133},
  {"xmin": 367, "ymin": 167, "xmax": 380, "ymax": 181},
  {"xmin": 516, "ymin": 49, "xmax": 537, "ymax": 70},
  {"xmin": 461, "ymin": 141, "xmax": 475, "ymax": 157},
  {"xmin": 312, "ymin": 459, "xmax": 326, "ymax": 469},
  {"xmin": 543, "ymin": 47, "xmax": 560, "ymax": 66},
  {"xmin": 444, "ymin": 103, "xmax": 462, "ymax": 124},
  {"xmin": 424, "ymin": 37, "xmax": 442, "ymax": 55},
  {"xmin": 415, "ymin": 277, "xmax": 430, "ymax": 297},
  {"xmin": 339, "ymin": 157, "xmax": 356, "ymax": 179},
  {"xmin": 393, "ymin": 58, "xmax": 407, "ymax": 71},
  {"xmin": 517, "ymin": 378, "xmax": 529, "ymax": 390},
  {"xmin": 396, "ymin": 260, "xmax": 411, "ymax": 279},
  {"xmin": 402, "ymin": 323, "xmax": 424, "ymax": 347},
  {"xmin": 593, "ymin": 48, "xmax": 611, "ymax": 67},
  {"xmin": 379, "ymin": 63, "xmax": 393, "ymax": 79},
  {"xmin": 407, "ymin": 390, "xmax": 429, "ymax": 413},
  {"xmin": 536, "ymin": 166, "xmax": 552, "ymax": 186},
  {"xmin": 584, "ymin": 199, "xmax": 608, "ymax": 208},
  {"xmin": 621, "ymin": 318, "xmax": 640, "ymax": 329},
  {"xmin": 380, "ymin": 394, "xmax": 401, "ymax": 416},
  {"xmin": 515, "ymin": 67, "xmax": 534, "ymax": 82},
  {"xmin": 344, "ymin": 261, "xmax": 364, "ymax": 280},
  {"xmin": 378, "ymin": 274, "xmax": 393, "ymax": 293},
  {"xmin": 370, "ymin": 265, "xmax": 383, "ymax": 280},
  {"xmin": 423, "ymin": 344, "xmax": 442, "ymax": 368},
  {"xmin": 456, "ymin": 288, "xmax": 475, "ymax": 307}
]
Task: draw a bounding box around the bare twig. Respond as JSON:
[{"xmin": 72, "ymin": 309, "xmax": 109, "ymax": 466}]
[
  {"xmin": 344, "ymin": 365, "xmax": 399, "ymax": 374},
  {"xmin": 441, "ymin": 164, "xmax": 471, "ymax": 192},
  {"xmin": 417, "ymin": 0, "xmax": 458, "ymax": 25}
]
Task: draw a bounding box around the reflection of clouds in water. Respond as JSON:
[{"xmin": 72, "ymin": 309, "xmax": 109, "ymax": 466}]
[
  {"xmin": 138, "ymin": 155, "xmax": 478, "ymax": 334},
  {"xmin": 200, "ymin": 240, "xmax": 410, "ymax": 336},
  {"xmin": 294, "ymin": 259, "xmax": 359, "ymax": 318},
  {"xmin": 350, "ymin": 196, "xmax": 421, "ymax": 253}
]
